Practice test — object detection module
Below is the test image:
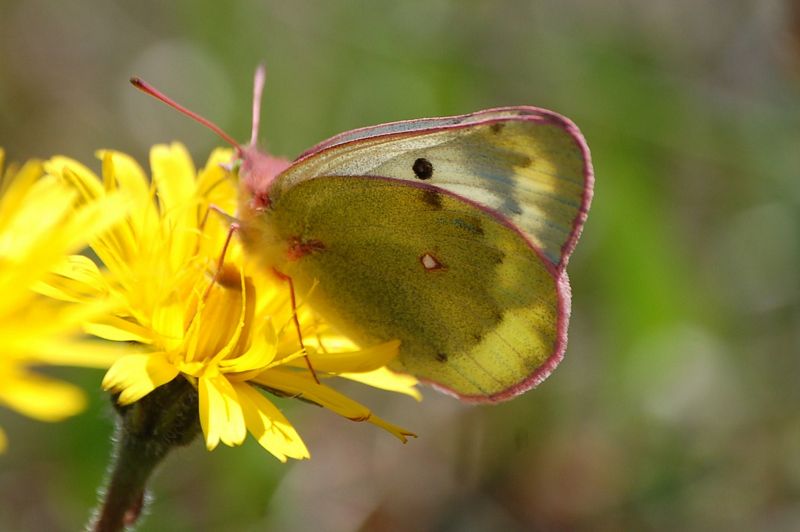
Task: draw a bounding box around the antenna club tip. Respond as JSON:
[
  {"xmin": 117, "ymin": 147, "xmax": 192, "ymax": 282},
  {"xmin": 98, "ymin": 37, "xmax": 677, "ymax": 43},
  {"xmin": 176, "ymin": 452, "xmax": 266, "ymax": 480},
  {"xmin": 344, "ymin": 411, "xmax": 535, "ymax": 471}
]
[{"xmin": 130, "ymin": 77, "xmax": 145, "ymax": 88}]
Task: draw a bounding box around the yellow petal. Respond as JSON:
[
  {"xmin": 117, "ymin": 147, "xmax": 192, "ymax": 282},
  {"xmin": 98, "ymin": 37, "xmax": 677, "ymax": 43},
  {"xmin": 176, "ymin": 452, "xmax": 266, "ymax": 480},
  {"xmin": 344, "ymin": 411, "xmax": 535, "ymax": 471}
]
[
  {"xmin": 301, "ymin": 340, "xmax": 400, "ymax": 374},
  {"xmin": 0, "ymin": 369, "xmax": 86, "ymax": 421},
  {"xmin": 36, "ymin": 161, "xmax": 134, "ymax": 273},
  {"xmin": 98, "ymin": 153, "xmax": 141, "ymax": 245},
  {"xmin": 18, "ymin": 338, "xmax": 131, "ymax": 369},
  {"xmin": 152, "ymin": 298, "xmax": 186, "ymax": 348},
  {"xmin": 84, "ymin": 316, "xmax": 154, "ymax": 344},
  {"xmin": 97, "ymin": 150, "xmax": 151, "ymax": 207},
  {"xmin": 0, "ymin": 158, "xmax": 41, "ymax": 207},
  {"xmin": 63, "ymin": 190, "xmax": 131, "ymax": 251},
  {"xmin": 341, "ymin": 367, "xmax": 422, "ymax": 401},
  {"xmin": 150, "ymin": 143, "xmax": 196, "ymax": 214},
  {"xmin": 44, "ymin": 156, "xmax": 103, "ymax": 201},
  {"xmin": 196, "ymin": 148, "xmax": 237, "ymax": 214},
  {"xmin": 98, "ymin": 151, "xmax": 161, "ymax": 258},
  {"xmin": 365, "ymin": 414, "xmax": 418, "ymax": 443},
  {"xmin": 150, "ymin": 143, "xmax": 199, "ymax": 268},
  {"xmin": 0, "ymin": 298, "xmax": 115, "ymax": 362},
  {"xmin": 197, "ymin": 271, "xmax": 252, "ymax": 365},
  {"xmin": 0, "ymin": 176, "xmax": 74, "ymax": 258},
  {"xmin": 220, "ymin": 320, "xmax": 277, "ymax": 375},
  {"xmin": 102, "ymin": 354, "xmax": 179, "ymax": 405},
  {"xmin": 236, "ymin": 383, "xmax": 309, "ymax": 462},
  {"xmin": 35, "ymin": 254, "xmax": 108, "ymax": 303},
  {"xmin": 198, "ymin": 374, "xmax": 246, "ymax": 450},
  {"xmin": 254, "ymin": 368, "xmax": 415, "ymax": 442},
  {"xmin": 198, "ymin": 376, "xmax": 219, "ymax": 450}
]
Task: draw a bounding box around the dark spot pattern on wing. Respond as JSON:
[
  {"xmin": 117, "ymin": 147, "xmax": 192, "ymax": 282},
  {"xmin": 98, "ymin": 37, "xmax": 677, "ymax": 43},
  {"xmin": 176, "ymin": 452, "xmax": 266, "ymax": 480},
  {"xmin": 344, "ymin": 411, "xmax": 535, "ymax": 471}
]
[
  {"xmin": 420, "ymin": 188, "xmax": 443, "ymax": 210},
  {"xmin": 412, "ymin": 158, "xmax": 434, "ymax": 180}
]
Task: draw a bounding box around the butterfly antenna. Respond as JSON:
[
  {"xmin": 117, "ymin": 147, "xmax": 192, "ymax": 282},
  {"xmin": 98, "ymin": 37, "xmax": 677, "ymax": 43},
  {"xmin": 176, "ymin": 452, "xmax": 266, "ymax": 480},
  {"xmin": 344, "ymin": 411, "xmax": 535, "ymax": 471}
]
[
  {"xmin": 130, "ymin": 77, "xmax": 242, "ymax": 153},
  {"xmin": 249, "ymin": 65, "xmax": 266, "ymax": 147}
]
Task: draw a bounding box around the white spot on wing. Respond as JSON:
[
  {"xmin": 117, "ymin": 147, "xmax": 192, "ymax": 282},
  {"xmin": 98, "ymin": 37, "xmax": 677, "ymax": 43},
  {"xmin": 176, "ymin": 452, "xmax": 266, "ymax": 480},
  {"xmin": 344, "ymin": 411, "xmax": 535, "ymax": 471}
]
[{"xmin": 420, "ymin": 253, "xmax": 444, "ymax": 271}]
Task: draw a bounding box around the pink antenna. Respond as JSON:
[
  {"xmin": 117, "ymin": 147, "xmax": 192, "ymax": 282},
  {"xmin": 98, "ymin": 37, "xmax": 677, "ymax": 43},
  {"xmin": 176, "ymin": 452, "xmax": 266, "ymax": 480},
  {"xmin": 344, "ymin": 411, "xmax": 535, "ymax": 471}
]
[
  {"xmin": 130, "ymin": 77, "xmax": 242, "ymax": 152},
  {"xmin": 250, "ymin": 65, "xmax": 266, "ymax": 147}
]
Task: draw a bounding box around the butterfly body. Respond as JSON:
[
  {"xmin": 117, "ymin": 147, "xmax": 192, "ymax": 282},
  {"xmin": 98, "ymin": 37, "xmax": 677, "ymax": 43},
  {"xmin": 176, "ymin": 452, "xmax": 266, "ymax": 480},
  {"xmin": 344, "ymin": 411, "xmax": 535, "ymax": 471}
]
[{"xmin": 236, "ymin": 107, "xmax": 593, "ymax": 402}]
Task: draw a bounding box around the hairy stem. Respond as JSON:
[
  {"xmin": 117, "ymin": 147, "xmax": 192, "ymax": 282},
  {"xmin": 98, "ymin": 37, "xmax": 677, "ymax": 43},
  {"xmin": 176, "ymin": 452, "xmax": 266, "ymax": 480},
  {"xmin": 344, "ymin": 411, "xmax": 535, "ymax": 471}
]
[{"xmin": 89, "ymin": 379, "xmax": 200, "ymax": 531}]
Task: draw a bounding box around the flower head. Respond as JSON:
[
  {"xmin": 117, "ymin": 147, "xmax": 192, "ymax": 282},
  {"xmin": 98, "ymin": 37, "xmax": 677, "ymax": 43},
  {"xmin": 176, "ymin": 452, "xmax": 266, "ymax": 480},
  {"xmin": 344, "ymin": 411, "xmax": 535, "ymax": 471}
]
[
  {"xmin": 45, "ymin": 144, "xmax": 419, "ymax": 461},
  {"xmin": 0, "ymin": 148, "xmax": 127, "ymax": 451}
]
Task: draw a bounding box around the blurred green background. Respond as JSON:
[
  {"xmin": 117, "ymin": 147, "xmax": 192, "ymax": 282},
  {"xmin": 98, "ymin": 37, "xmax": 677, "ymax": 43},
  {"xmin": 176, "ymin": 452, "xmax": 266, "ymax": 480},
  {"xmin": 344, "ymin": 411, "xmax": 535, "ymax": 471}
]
[{"xmin": 2, "ymin": 1, "xmax": 800, "ymax": 530}]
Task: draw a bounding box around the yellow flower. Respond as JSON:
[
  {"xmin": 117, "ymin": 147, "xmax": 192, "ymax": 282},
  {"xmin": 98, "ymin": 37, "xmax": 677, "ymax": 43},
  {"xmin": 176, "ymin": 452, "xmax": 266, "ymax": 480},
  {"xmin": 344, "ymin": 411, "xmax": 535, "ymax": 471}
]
[
  {"xmin": 0, "ymin": 149, "xmax": 127, "ymax": 451},
  {"xmin": 44, "ymin": 144, "xmax": 419, "ymax": 461}
]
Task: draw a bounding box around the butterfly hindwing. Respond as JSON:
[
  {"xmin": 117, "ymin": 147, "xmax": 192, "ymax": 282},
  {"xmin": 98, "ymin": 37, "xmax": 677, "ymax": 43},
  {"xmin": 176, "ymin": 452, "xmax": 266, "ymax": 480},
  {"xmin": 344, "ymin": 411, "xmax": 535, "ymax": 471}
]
[{"xmin": 267, "ymin": 176, "xmax": 563, "ymax": 400}]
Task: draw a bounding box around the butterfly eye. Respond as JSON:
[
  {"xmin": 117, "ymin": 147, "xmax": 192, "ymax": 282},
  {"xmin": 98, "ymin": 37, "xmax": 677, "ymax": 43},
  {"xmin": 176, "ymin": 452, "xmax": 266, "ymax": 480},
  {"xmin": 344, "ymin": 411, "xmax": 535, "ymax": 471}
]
[{"xmin": 412, "ymin": 158, "xmax": 434, "ymax": 180}]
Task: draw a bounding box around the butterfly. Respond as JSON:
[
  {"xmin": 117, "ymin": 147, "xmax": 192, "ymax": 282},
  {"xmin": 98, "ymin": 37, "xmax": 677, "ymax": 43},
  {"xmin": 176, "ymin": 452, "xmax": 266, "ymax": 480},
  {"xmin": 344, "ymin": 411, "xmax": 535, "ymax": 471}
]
[{"xmin": 132, "ymin": 66, "xmax": 593, "ymax": 403}]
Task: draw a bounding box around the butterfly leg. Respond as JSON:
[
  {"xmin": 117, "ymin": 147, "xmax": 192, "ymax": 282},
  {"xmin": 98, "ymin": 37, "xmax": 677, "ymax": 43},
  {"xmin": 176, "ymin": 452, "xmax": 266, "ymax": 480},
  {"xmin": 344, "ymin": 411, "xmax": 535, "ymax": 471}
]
[
  {"xmin": 199, "ymin": 220, "xmax": 241, "ymax": 303},
  {"xmin": 200, "ymin": 203, "xmax": 243, "ymax": 284},
  {"xmin": 204, "ymin": 204, "xmax": 320, "ymax": 383},
  {"xmin": 201, "ymin": 221, "xmax": 320, "ymax": 384},
  {"xmin": 271, "ymin": 267, "xmax": 320, "ymax": 384}
]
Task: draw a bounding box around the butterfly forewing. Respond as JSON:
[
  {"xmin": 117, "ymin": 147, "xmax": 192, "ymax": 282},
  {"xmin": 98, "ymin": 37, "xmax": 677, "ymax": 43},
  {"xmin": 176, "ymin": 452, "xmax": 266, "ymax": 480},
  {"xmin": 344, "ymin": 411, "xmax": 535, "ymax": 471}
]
[{"xmin": 275, "ymin": 107, "xmax": 592, "ymax": 270}]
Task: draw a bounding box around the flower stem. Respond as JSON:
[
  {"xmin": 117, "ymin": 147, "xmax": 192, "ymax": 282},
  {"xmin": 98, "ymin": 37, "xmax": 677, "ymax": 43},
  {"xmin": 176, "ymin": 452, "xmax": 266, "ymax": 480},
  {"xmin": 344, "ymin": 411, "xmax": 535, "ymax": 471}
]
[
  {"xmin": 90, "ymin": 424, "xmax": 161, "ymax": 531},
  {"xmin": 89, "ymin": 378, "xmax": 200, "ymax": 532}
]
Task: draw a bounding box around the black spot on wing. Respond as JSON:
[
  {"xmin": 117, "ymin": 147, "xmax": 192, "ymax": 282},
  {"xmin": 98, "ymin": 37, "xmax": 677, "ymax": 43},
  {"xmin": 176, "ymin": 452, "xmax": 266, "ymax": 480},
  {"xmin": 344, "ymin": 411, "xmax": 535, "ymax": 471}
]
[
  {"xmin": 490, "ymin": 122, "xmax": 505, "ymax": 134},
  {"xmin": 435, "ymin": 352, "xmax": 448, "ymax": 362},
  {"xmin": 413, "ymin": 158, "xmax": 434, "ymax": 180}
]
